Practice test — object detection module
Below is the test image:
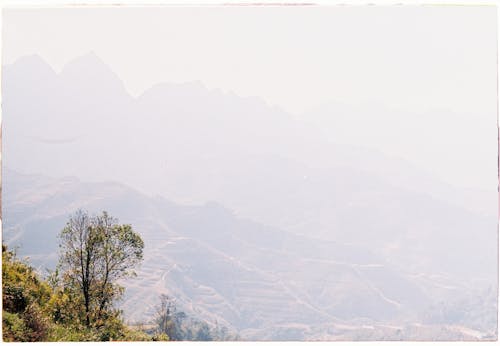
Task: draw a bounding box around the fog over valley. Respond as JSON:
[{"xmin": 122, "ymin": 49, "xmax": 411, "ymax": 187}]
[
  {"xmin": 2, "ymin": 52, "xmax": 497, "ymax": 340},
  {"xmin": 2, "ymin": 6, "xmax": 498, "ymax": 341}
]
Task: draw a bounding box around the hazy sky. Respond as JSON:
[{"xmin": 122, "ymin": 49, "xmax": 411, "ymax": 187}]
[
  {"xmin": 3, "ymin": 6, "xmax": 497, "ymax": 115},
  {"xmin": 2, "ymin": 6, "xmax": 498, "ymax": 191}
]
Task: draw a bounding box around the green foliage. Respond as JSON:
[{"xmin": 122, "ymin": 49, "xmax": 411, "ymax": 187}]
[
  {"xmin": 2, "ymin": 245, "xmax": 51, "ymax": 315},
  {"xmin": 152, "ymin": 333, "xmax": 170, "ymax": 341},
  {"xmin": 2, "ymin": 245, "xmax": 51, "ymax": 341},
  {"xmin": 57, "ymin": 210, "xmax": 144, "ymax": 328},
  {"xmin": 153, "ymin": 294, "xmax": 239, "ymax": 341},
  {"xmin": 2, "ymin": 211, "xmax": 151, "ymax": 342},
  {"xmin": 3, "ymin": 311, "xmax": 27, "ymax": 341},
  {"xmin": 46, "ymin": 286, "xmax": 80, "ymax": 324},
  {"xmin": 122, "ymin": 328, "xmax": 158, "ymax": 341},
  {"xmin": 154, "ymin": 294, "xmax": 185, "ymax": 340},
  {"xmin": 3, "ymin": 209, "xmax": 236, "ymax": 342},
  {"xmin": 47, "ymin": 324, "xmax": 100, "ymax": 342}
]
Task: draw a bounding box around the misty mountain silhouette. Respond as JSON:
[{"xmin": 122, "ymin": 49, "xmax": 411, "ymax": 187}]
[
  {"xmin": 2, "ymin": 53, "xmax": 497, "ymax": 340},
  {"xmin": 4, "ymin": 168, "xmax": 495, "ymax": 340}
]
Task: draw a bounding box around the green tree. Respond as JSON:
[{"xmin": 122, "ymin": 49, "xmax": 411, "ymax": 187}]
[
  {"xmin": 154, "ymin": 294, "xmax": 185, "ymax": 340},
  {"xmin": 194, "ymin": 321, "xmax": 213, "ymax": 341},
  {"xmin": 3, "ymin": 242, "xmax": 153, "ymax": 342},
  {"xmin": 58, "ymin": 210, "xmax": 144, "ymax": 330}
]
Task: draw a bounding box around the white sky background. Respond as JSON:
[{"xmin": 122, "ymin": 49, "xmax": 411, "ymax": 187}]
[
  {"xmin": 3, "ymin": 6, "xmax": 497, "ymax": 115},
  {"xmin": 2, "ymin": 5, "xmax": 498, "ymax": 191}
]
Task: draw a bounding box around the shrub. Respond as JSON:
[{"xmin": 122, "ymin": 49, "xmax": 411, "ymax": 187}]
[{"xmin": 3, "ymin": 311, "xmax": 27, "ymax": 341}]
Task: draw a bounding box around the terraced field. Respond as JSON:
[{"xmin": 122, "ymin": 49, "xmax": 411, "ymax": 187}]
[{"xmin": 3, "ymin": 169, "xmax": 496, "ymax": 340}]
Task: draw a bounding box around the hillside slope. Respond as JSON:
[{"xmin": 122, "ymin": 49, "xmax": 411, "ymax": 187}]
[
  {"xmin": 3, "ymin": 169, "xmax": 496, "ymax": 340},
  {"xmin": 3, "ymin": 54, "xmax": 497, "ymax": 284}
]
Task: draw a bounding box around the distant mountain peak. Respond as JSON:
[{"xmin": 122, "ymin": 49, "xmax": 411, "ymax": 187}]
[
  {"xmin": 61, "ymin": 51, "xmax": 108, "ymax": 71},
  {"xmin": 58, "ymin": 51, "xmax": 129, "ymax": 95},
  {"xmin": 3, "ymin": 54, "xmax": 57, "ymax": 83}
]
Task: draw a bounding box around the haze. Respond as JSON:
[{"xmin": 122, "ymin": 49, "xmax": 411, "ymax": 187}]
[
  {"xmin": 3, "ymin": 6, "xmax": 498, "ymax": 191},
  {"xmin": 2, "ymin": 5, "xmax": 498, "ymax": 341}
]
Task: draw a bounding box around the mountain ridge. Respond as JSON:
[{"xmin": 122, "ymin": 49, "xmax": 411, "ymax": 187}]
[
  {"xmin": 3, "ymin": 53, "xmax": 495, "ymax": 215},
  {"xmin": 3, "ymin": 168, "xmax": 496, "ymax": 340},
  {"xmin": 2, "ymin": 53, "xmax": 497, "ymax": 340}
]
